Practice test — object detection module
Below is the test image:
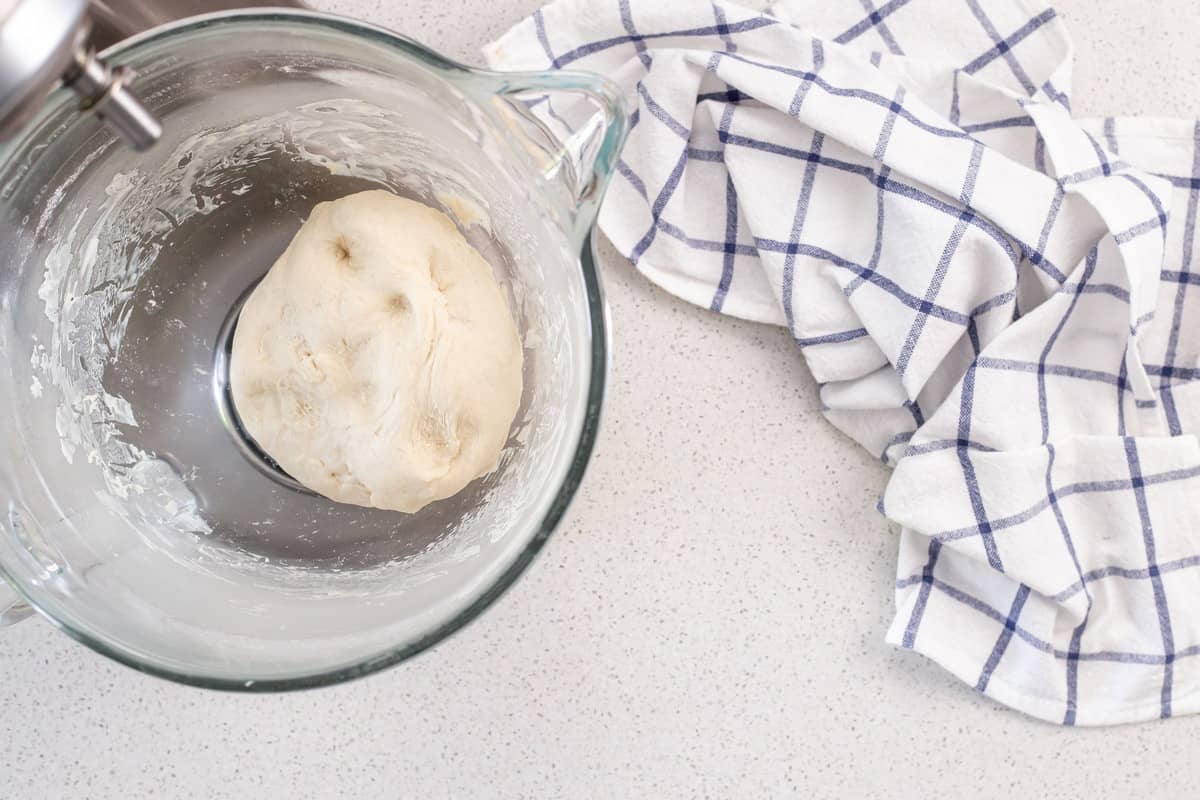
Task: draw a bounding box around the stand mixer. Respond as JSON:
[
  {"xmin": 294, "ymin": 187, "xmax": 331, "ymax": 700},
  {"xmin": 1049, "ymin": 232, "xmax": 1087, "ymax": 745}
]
[{"xmin": 0, "ymin": 0, "xmax": 303, "ymax": 150}]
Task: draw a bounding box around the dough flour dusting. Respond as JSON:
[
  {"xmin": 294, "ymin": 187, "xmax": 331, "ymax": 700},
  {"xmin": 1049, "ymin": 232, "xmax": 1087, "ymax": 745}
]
[{"xmin": 230, "ymin": 190, "xmax": 523, "ymax": 513}]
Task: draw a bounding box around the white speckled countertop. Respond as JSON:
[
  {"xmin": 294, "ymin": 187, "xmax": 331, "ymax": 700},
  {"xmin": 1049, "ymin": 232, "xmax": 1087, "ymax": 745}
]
[{"xmin": 3, "ymin": 1, "xmax": 1200, "ymax": 797}]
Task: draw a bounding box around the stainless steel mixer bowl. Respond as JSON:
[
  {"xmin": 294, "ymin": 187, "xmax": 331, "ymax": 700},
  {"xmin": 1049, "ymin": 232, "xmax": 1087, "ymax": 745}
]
[{"xmin": 0, "ymin": 10, "xmax": 624, "ymax": 689}]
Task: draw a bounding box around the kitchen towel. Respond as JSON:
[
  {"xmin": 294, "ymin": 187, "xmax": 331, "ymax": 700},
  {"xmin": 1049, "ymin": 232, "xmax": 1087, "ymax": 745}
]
[{"xmin": 485, "ymin": 0, "xmax": 1200, "ymax": 726}]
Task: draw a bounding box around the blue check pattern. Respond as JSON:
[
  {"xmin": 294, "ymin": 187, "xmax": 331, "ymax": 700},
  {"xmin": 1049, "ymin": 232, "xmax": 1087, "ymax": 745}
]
[{"xmin": 487, "ymin": 0, "xmax": 1200, "ymax": 725}]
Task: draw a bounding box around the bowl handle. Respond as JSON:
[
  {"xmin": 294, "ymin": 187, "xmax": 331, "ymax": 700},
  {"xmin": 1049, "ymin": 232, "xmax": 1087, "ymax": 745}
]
[
  {"xmin": 0, "ymin": 580, "xmax": 33, "ymax": 627},
  {"xmin": 487, "ymin": 70, "xmax": 629, "ymax": 247}
]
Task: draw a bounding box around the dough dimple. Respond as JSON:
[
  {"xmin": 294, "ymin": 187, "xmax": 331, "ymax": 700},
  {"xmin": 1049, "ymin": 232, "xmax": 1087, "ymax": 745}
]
[{"xmin": 229, "ymin": 190, "xmax": 523, "ymax": 513}]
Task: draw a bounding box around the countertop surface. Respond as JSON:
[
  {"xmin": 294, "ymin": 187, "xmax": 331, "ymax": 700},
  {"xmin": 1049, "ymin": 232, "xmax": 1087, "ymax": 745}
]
[{"xmin": 4, "ymin": 1, "xmax": 1200, "ymax": 797}]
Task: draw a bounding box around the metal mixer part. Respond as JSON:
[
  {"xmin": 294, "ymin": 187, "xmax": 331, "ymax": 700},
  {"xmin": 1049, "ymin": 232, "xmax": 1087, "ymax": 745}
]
[
  {"xmin": 0, "ymin": 0, "xmax": 158, "ymax": 149},
  {"xmin": 0, "ymin": 0, "xmax": 306, "ymax": 151},
  {"xmin": 66, "ymin": 42, "xmax": 163, "ymax": 151}
]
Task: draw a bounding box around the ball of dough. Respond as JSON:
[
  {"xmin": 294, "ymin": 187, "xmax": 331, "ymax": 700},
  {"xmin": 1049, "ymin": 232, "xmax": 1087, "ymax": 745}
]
[{"xmin": 229, "ymin": 190, "xmax": 523, "ymax": 513}]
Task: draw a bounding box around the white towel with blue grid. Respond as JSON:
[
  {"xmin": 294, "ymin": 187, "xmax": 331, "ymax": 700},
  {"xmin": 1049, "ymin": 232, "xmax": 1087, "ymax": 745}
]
[{"xmin": 485, "ymin": 0, "xmax": 1200, "ymax": 726}]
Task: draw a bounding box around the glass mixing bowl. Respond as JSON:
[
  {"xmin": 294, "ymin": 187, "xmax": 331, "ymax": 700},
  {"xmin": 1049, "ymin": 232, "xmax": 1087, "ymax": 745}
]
[{"xmin": 0, "ymin": 10, "xmax": 625, "ymax": 688}]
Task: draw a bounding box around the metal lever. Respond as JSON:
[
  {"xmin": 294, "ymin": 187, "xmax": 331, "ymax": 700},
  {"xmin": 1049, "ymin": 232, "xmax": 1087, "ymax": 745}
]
[{"xmin": 64, "ymin": 43, "xmax": 161, "ymax": 151}]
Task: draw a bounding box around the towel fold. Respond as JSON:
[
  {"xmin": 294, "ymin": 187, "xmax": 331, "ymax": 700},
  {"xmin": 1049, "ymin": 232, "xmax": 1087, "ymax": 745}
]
[{"xmin": 486, "ymin": 0, "xmax": 1200, "ymax": 726}]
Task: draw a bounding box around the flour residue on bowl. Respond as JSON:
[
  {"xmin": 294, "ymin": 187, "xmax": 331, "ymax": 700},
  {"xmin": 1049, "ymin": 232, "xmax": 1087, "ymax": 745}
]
[{"xmin": 34, "ymin": 168, "xmax": 211, "ymax": 535}]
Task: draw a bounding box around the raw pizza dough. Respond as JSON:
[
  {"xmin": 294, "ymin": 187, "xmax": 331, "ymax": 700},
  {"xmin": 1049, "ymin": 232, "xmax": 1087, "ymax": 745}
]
[{"xmin": 229, "ymin": 190, "xmax": 523, "ymax": 513}]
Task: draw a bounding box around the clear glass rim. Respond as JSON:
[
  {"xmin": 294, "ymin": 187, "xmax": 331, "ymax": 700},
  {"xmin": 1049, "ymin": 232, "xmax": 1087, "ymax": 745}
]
[{"xmin": 0, "ymin": 9, "xmax": 610, "ymax": 692}]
